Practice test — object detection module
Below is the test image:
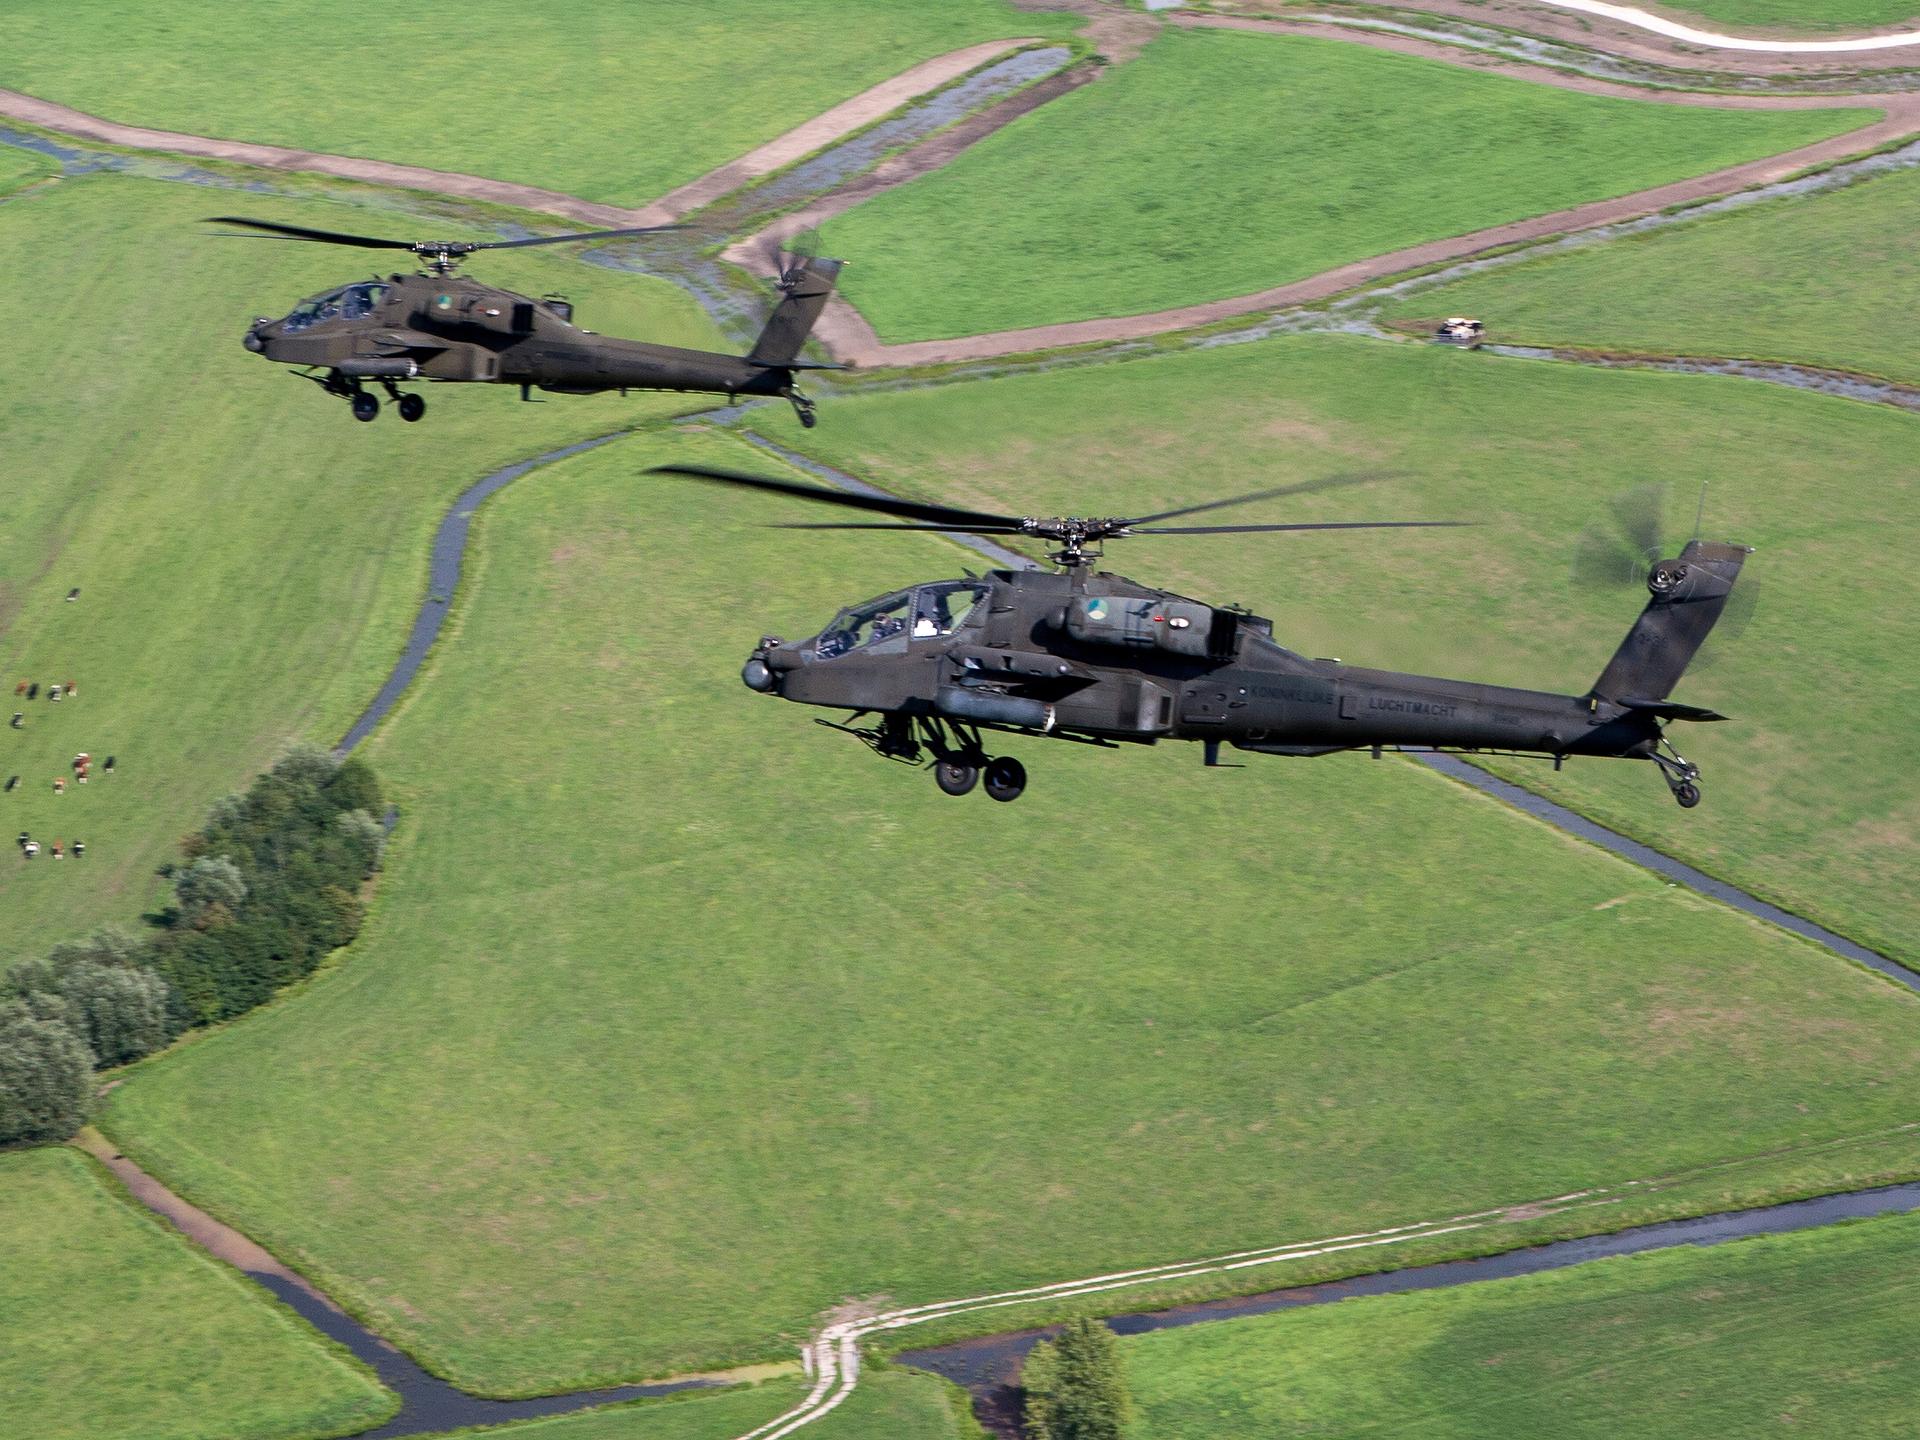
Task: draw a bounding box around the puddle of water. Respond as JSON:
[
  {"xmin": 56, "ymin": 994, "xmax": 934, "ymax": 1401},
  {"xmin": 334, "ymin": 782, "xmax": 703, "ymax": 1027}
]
[
  {"xmin": 707, "ymin": 48, "xmax": 1070, "ymax": 233},
  {"xmin": 1485, "ymin": 343, "xmax": 1920, "ymax": 408},
  {"xmin": 900, "ymin": 1178, "xmax": 1920, "ymax": 1438}
]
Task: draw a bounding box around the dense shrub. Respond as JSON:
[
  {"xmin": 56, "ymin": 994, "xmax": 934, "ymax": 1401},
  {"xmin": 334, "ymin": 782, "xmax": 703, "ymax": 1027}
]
[
  {"xmin": 0, "ymin": 1001, "xmax": 95, "ymax": 1146},
  {"xmin": 148, "ymin": 745, "xmax": 385, "ymax": 1026},
  {"xmin": 10, "ymin": 933, "xmax": 177, "ymax": 1066},
  {"xmin": 0, "ymin": 746, "xmax": 387, "ymax": 1143},
  {"xmin": 1023, "ymin": 1318, "xmax": 1134, "ymax": 1440}
]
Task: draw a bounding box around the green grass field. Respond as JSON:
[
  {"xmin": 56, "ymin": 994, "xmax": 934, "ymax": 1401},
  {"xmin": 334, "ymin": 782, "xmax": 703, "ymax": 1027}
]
[
  {"xmin": 97, "ymin": 426, "xmax": 1920, "ymax": 1394},
  {"xmin": 1123, "ymin": 1209, "xmax": 1920, "ymax": 1438},
  {"xmin": 0, "ymin": 170, "xmax": 725, "ymax": 962},
  {"xmin": 759, "ymin": 333, "xmax": 1920, "ymax": 961},
  {"xmin": 1384, "ymin": 163, "xmax": 1920, "ymax": 386},
  {"xmin": 409, "ymin": 1370, "xmax": 973, "ymax": 1440},
  {"xmin": 0, "ymin": 1146, "xmax": 394, "ymax": 1440},
  {"xmin": 0, "ymin": 144, "xmax": 54, "ymax": 196},
  {"xmin": 816, "ymin": 29, "xmax": 1874, "ymax": 342},
  {"xmin": 0, "ymin": 2, "xmax": 1074, "ymax": 210}
]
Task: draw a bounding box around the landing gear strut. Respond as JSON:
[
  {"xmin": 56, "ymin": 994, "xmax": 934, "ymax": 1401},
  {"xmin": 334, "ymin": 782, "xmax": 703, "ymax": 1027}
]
[
  {"xmin": 1651, "ymin": 740, "xmax": 1702, "ymax": 809},
  {"xmin": 785, "ymin": 384, "xmax": 817, "ymax": 429},
  {"xmin": 381, "ymin": 379, "xmax": 426, "ymax": 423},
  {"xmin": 821, "ymin": 712, "xmax": 1030, "ymax": 801}
]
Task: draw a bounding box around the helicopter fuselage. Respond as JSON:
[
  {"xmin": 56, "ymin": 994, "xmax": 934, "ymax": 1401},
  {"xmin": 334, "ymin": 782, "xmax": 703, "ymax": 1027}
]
[
  {"xmin": 239, "ymin": 255, "xmax": 843, "ymax": 425},
  {"xmin": 247, "ymin": 273, "xmax": 783, "ymax": 394},
  {"xmin": 743, "ymin": 555, "xmax": 1745, "ymax": 806}
]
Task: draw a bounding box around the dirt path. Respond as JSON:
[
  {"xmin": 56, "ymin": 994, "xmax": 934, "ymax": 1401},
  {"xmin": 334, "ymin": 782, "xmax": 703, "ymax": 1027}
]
[
  {"xmin": 1231, "ymin": 0, "xmax": 1920, "ymax": 75},
  {"xmin": 1499, "ymin": 0, "xmax": 1920, "ymax": 53},
  {"xmin": 0, "ymin": 38, "xmax": 1039, "ymax": 231},
  {"xmin": 74, "ymin": 1127, "xmax": 346, "ymax": 1312},
  {"xmin": 760, "ymin": 11, "xmax": 1920, "ymax": 368}
]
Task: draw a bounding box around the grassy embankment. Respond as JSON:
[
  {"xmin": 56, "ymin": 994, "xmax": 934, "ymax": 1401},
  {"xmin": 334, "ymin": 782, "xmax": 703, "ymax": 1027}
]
[
  {"xmin": 0, "ymin": 143, "xmax": 55, "ymax": 195},
  {"xmin": 101, "ymin": 426, "xmax": 1920, "ymax": 1394},
  {"xmin": 0, "ymin": 172, "xmax": 724, "ymax": 957},
  {"xmin": 1384, "ymin": 162, "xmax": 1920, "ymax": 386},
  {"xmin": 0, "ymin": 1146, "xmax": 395, "ymax": 1440},
  {"xmin": 818, "ymin": 29, "xmax": 1875, "ymax": 341},
  {"xmin": 0, "ymin": 0, "xmax": 1078, "ymax": 209},
  {"xmin": 758, "ymin": 332, "xmax": 1920, "ymax": 963},
  {"xmin": 1124, "ymin": 1208, "xmax": 1920, "ymax": 1439}
]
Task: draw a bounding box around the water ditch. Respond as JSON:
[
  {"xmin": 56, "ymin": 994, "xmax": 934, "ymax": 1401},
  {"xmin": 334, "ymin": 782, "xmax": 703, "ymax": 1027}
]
[
  {"xmin": 12, "ymin": 68, "xmax": 1920, "ymax": 1440},
  {"xmin": 897, "ymin": 1179, "xmax": 1920, "ymax": 1438}
]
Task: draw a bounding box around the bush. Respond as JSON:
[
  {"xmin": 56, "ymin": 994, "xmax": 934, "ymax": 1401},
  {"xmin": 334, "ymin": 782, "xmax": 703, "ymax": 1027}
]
[
  {"xmin": 0, "ymin": 1002, "xmax": 95, "ymax": 1145},
  {"xmin": 9, "ymin": 940, "xmax": 177, "ymax": 1067},
  {"xmin": 1023, "ymin": 1318, "xmax": 1134, "ymax": 1440},
  {"xmin": 148, "ymin": 747, "xmax": 386, "ymax": 1025},
  {"xmin": 2, "ymin": 746, "xmax": 390, "ymax": 1143}
]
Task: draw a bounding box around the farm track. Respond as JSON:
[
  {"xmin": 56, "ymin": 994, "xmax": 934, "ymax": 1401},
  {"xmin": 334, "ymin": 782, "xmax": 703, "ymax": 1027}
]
[
  {"xmin": 0, "ymin": 38, "xmax": 1043, "ymax": 230},
  {"xmin": 84, "ymin": 412, "xmax": 1906, "ymax": 1440},
  {"xmin": 13, "ymin": 7, "xmax": 1920, "ymax": 1435},
  {"xmin": 770, "ymin": 9, "xmax": 1920, "ymax": 366},
  {"xmin": 1226, "ymin": 0, "xmax": 1920, "ymax": 75}
]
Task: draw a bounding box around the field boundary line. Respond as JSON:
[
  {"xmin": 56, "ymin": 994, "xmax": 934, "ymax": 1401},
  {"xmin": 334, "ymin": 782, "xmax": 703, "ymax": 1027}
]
[
  {"xmin": 757, "ymin": 12, "xmax": 1920, "ymax": 366},
  {"xmin": 1524, "ymin": 0, "xmax": 1920, "ymax": 52},
  {"xmin": 0, "ymin": 39, "xmax": 1041, "ymax": 229},
  {"xmin": 728, "ymin": 1193, "xmax": 1618, "ymax": 1439}
]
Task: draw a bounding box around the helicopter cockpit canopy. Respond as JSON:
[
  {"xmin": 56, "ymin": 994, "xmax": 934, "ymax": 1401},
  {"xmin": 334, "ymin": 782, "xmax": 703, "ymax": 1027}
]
[
  {"xmin": 282, "ymin": 281, "xmax": 388, "ymax": 333},
  {"xmin": 812, "ymin": 580, "xmax": 988, "ymax": 658}
]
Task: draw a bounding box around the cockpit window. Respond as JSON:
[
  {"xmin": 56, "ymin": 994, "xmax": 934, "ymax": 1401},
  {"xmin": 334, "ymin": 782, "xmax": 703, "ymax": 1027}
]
[
  {"xmin": 814, "ymin": 591, "xmax": 912, "ymax": 658},
  {"xmin": 911, "ymin": 581, "xmax": 988, "ymax": 638},
  {"xmin": 812, "ymin": 581, "xmax": 988, "ymax": 657},
  {"xmin": 283, "ymin": 282, "xmax": 388, "ymax": 333}
]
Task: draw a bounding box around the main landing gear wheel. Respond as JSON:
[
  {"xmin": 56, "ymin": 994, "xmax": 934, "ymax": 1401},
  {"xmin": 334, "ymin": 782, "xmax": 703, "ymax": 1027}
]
[
  {"xmin": 1674, "ymin": 781, "xmax": 1701, "ymax": 809},
  {"xmin": 935, "ymin": 759, "xmax": 979, "ymax": 797},
  {"xmin": 983, "ymin": 756, "xmax": 1027, "ymax": 803},
  {"xmin": 397, "ymin": 393, "xmax": 426, "ymax": 423},
  {"xmin": 351, "ymin": 392, "xmax": 379, "ymax": 423}
]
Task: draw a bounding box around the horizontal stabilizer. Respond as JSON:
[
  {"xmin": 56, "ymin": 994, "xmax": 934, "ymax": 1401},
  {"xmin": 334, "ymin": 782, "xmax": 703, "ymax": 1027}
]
[
  {"xmin": 745, "ymin": 360, "xmax": 846, "ymax": 371},
  {"xmin": 1617, "ymin": 696, "xmax": 1729, "ymax": 722}
]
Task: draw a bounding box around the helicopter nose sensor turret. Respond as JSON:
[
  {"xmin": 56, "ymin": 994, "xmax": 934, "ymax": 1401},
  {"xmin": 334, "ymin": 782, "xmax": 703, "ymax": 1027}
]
[{"xmin": 742, "ymin": 659, "xmax": 776, "ymax": 692}]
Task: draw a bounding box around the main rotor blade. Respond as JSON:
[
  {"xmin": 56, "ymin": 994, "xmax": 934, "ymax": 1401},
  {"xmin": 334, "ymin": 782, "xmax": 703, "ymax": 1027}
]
[
  {"xmin": 772, "ymin": 522, "xmax": 1026, "ymax": 533},
  {"xmin": 204, "ymin": 216, "xmax": 413, "ymax": 249},
  {"xmin": 648, "ymin": 463, "xmax": 1020, "ymax": 529},
  {"xmin": 1130, "ymin": 520, "xmax": 1474, "ymax": 535},
  {"xmin": 1116, "ymin": 471, "xmax": 1398, "ymax": 530},
  {"xmin": 481, "ymin": 224, "xmax": 686, "ymax": 249}
]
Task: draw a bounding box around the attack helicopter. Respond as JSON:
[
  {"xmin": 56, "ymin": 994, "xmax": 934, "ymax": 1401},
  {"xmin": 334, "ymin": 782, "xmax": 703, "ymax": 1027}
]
[
  {"xmin": 208, "ymin": 216, "xmax": 843, "ymax": 426},
  {"xmin": 653, "ymin": 463, "xmax": 1750, "ymax": 808}
]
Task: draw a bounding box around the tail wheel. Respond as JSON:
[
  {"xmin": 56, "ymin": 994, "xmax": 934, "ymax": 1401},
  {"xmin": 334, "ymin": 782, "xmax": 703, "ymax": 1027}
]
[
  {"xmin": 934, "ymin": 760, "xmax": 979, "ymax": 797},
  {"xmin": 397, "ymin": 393, "xmax": 426, "ymax": 423},
  {"xmin": 983, "ymin": 756, "xmax": 1027, "ymax": 803},
  {"xmin": 351, "ymin": 393, "xmax": 379, "ymax": 422},
  {"xmin": 1674, "ymin": 781, "xmax": 1701, "ymax": 809}
]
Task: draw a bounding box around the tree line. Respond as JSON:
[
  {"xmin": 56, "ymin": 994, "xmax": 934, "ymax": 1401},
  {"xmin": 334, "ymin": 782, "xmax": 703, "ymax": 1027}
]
[{"xmin": 1, "ymin": 745, "xmax": 385, "ymax": 1145}]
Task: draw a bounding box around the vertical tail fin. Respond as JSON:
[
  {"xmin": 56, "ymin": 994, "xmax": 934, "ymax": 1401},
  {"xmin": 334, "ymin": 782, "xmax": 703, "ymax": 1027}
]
[
  {"xmin": 747, "ymin": 256, "xmax": 843, "ymax": 366},
  {"xmin": 1592, "ymin": 540, "xmax": 1751, "ymax": 703}
]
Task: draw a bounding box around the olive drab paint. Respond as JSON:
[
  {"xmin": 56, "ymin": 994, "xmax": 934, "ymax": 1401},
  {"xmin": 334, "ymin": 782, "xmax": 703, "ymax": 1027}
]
[
  {"xmin": 214, "ymin": 216, "xmax": 842, "ymax": 427},
  {"xmin": 659, "ymin": 463, "xmax": 1749, "ymax": 810}
]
